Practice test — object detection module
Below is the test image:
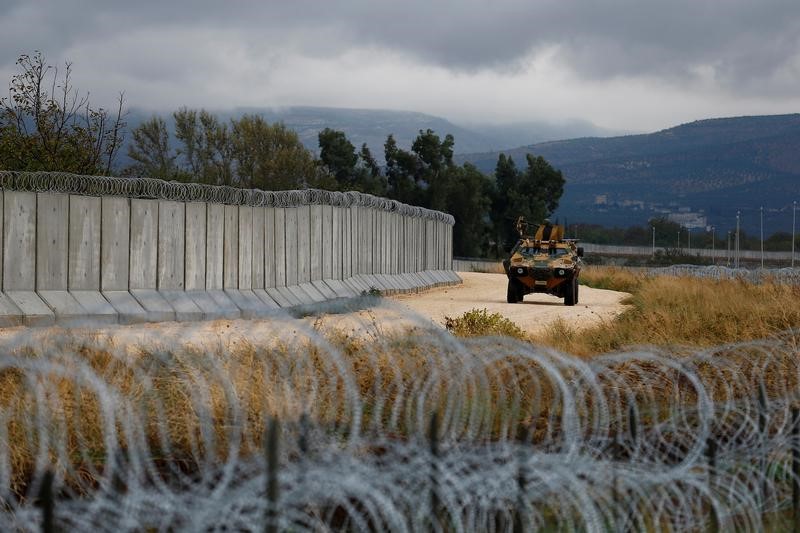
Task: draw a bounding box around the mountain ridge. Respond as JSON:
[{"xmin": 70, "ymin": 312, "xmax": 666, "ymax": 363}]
[
  {"xmin": 457, "ymin": 113, "xmax": 800, "ymax": 233},
  {"xmin": 120, "ymin": 105, "xmax": 622, "ymax": 162}
]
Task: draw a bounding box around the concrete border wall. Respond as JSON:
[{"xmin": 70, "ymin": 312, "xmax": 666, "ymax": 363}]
[{"xmin": 0, "ymin": 173, "xmax": 460, "ymax": 326}]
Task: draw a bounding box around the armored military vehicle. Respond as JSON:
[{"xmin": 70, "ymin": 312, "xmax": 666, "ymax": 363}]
[{"xmin": 502, "ymin": 218, "xmax": 584, "ymax": 306}]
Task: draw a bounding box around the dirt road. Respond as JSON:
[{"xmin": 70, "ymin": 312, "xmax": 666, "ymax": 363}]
[
  {"xmin": 386, "ymin": 271, "xmax": 629, "ymax": 334},
  {"xmin": 0, "ymin": 273, "xmax": 629, "ymax": 344}
]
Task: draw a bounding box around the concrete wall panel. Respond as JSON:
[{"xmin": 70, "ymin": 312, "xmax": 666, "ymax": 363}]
[
  {"xmin": 0, "ymin": 190, "xmax": 2, "ymax": 288},
  {"xmin": 383, "ymin": 211, "xmax": 390, "ymax": 274},
  {"xmin": 285, "ymin": 208, "xmax": 298, "ymax": 286},
  {"xmin": 129, "ymin": 199, "xmax": 158, "ymax": 290},
  {"xmin": 252, "ymin": 207, "xmax": 265, "ymax": 288},
  {"xmin": 3, "ymin": 191, "xmax": 36, "ymax": 290},
  {"xmin": 238, "ymin": 206, "xmax": 253, "ymax": 289},
  {"xmin": 36, "ymin": 193, "xmax": 69, "ymax": 290},
  {"xmin": 366, "ymin": 208, "xmax": 374, "ymax": 274},
  {"xmin": 331, "ymin": 207, "xmax": 342, "ymax": 280},
  {"xmin": 101, "ymin": 197, "xmax": 130, "ymax": 291},
  {"xmin": 342, "ymin": 208, "xmax": 351, "ymax": 279},
  {"xmin": 206, "ymin": 203, "xmax": 224, "ymax": 290},
  {"xmin": 357, "ymin": 207, "xmax": 364, "ymax": 275},
  {"xmin": 264, "ymin": 207, "xmax": 276, "ymax": 288},
  {"xmin": 223, "ymin": 205, "xmax": 238, "ymax": 289},
  {"xmin": 372, "ymin": 209, "xmax": 380, "ymax": 274},
  {"xmin": 311, "ymin": 205, "xmax": 323, "ymax": 281},
  {"xmin": 185, "ymin": 202, "xmax": 206, "ymax": 290},
  {"xmin": 297, "ymin": 206, "xmax": 311, "ymax": 283},
  {"xmin": 158, "ymin": 201, "xmax": 185, "ymax": 290},
  {"xmin": 274, "ymin": 208, "xmax": 286, "ymax": 287},
  {"xmin": 1, "ymin": 179, "xmax": 458, "ymax": 324},
  {"xmin": 68, "ymin": 195, "xmax": 101, "ymax": 290},
  {"xmin": 389, "ymin": 213, "xmax": 396, "ymax": 274},
  {"xmin": 322, "ymin": 205, "xmax": 333, "ymax": 280}
]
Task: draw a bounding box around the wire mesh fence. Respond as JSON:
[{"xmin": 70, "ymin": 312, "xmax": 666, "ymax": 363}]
[{"xmin": 648, "ymin": 264, "xmax": 800, "ymax": 285}]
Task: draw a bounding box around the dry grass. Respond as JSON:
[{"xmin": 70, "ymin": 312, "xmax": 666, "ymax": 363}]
[
  {"xmin": 534, "ymin": 266, "xmax": 800, "ymax": 356},
  {"xmin": 1, "ymin": 267, "xmax": 798, "ymax": 494}
]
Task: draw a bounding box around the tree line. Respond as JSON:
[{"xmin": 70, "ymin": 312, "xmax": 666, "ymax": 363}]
[
  {"xmin": 0, "ymin": 52, "xmax": 566, "ymax": 257},
  {"xmin": 125, "ymin": 113, "xmax": 565, "ymax": 257}
]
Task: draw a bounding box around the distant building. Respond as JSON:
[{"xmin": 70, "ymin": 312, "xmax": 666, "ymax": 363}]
[{"xmin": 667, "ymin": 212, "xmax": 707, "ymax": 229}]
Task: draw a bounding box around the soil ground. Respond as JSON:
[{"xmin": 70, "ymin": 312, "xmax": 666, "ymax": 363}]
[
  {"xmin": 384, "ymin": 271, "xmax": 630, "ymax": 335},
  {"xmin": 0, "ymin": 272, "xmax": 629, "ymax": 346}
]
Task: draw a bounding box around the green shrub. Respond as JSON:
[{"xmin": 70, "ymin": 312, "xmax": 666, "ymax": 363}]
[
  {"xmin": 361, "ymin": 286, "xmax": 382, "ymax": 297},
  {"xmin": 444, "ymin": 308, "xmax": 526, "ymax": 339}
]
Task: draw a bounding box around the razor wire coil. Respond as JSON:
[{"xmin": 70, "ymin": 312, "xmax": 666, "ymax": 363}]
[
  {"xmin": 0, "ymin": 305, "xmax": 798, "ymax": 531},
  {"xmin": 0, "ymin": 171, "xmax": 455, "ymax": 225}
]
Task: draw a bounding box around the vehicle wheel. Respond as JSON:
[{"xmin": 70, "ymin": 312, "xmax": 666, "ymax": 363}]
[
  {"xmin": 564, "ymin": 277, "xmax": 577, "ymax": 306},
  {"xmin": 575, "ymin": 278, "xmax": 580, "ymax": 304},
  {"xmin": 507, "ymin": 280, "xmax": 517, "ymax": 303},
  {"xmin": 507, "ymin": 279, "xmax": 524, "ymax": 303},
  {"xmin": 516, "ymin": 281, "xmax": 525, "ymax": 303}
]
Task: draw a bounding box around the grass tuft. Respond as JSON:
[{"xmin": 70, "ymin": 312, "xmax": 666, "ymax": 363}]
[{"xmin": 444, "ymin": 308, "xmax": 526, "ymax": 339}]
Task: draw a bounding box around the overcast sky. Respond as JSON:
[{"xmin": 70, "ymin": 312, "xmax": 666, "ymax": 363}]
[{"xmin": 2, "ymin": 0, "xmax": 799, "ymax": 132}]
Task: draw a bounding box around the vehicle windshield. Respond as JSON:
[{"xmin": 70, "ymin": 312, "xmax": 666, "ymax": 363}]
[
  {"xmin": 550, "ymin": 247, "xmax": 569, "ymax": 257},
  {"xmin": 519, "ymin": 246, "xmax": 542, "ymax": 257}
]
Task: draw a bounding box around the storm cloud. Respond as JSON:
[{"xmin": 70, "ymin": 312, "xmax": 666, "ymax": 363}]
[{"xmin": 1, "ymin": 0, "xmax": 799, "ymax": 130}]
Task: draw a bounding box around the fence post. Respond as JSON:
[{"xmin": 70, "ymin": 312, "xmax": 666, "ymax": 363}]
[
  {"xmin": 513, "ymin": 425, "xmax": 529, "ymax": 533},
  {"xmin": 429, "ymin": 412, "xmax": 441, "ymax": 532},
  {"xmin": 792, "ymin": 406, "xmax": 799, "ymax": 532},
  {"xmin": 39, "ymin": 469, "xmax": 54, "ymax": 533},
  {"xmin": 758, "ymin": 382, "xmax": 768, "ymax": 510},
  {"xmin": 298, "ymin": 412, "xmax": 309, "ymax": 455},
  {"xmin": 706, "ymin": 437, "xmax": 719, "ymax": 533},
  {"xmin": 612, "ymin": 436, "xmax": 622, "ymax": 532},
  {"xmin": 265, "ymin": 417, "xmax": 280, "ymax": 533}
]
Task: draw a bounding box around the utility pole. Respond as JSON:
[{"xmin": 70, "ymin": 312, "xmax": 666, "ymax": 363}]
[
  {"xmin": 652, "ymin": 225, "xmax": 656, "ymax": 257},
  {"xmin": 793, "ymin": 201, "xmax": 797, "ymax": 268},
  {"xmin": 735, "ymin": 211, "xmax": 741, "ymax": 269},
  {"xmin": 727, "ymin": 230, "xmax": 731, "ymax": 266},
  {"xmin": 760, "ymin": 206, "xmax": 764, "ymax": 269},
  {"xmin": 711, "ymin": 226, "xmax": 715, "ymax": 264}
]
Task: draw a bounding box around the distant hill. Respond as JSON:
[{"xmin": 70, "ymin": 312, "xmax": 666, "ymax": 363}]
[
  {"xmin": 458, "ymin": 114, "xmax": 800, "ymax": 233},
  {"xmin": 120, "ymin": 106, "xmax": 618, "ymax": 165}
]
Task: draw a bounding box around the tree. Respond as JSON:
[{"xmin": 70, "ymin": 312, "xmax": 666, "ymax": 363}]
[
  {"xmin": 173, "ymin": 108, "xmax": 233, "ymax": 185},
  {"xmin": 446, "ymin": 163, "xmax": 492, "ymax": 257},
  {"xmin": 126, "ymin": 116, "xmax": 183, "ymax": 180},
  {"xmin": 384, "ymin": 134, "xmax": 420, "ymax": 204},
  {"xmin": 0, "ymin": 51, "xmax": 125, "ymax": 174},
  {"xmin": 231, "ymin": 114, "xmax": 331, "ymax": 190},
  {"xmin": 316, "ymin": 129, "xmax": 388, "ymax": 194},
  {"xmin": 523, "ymin": 154, "xmax": 564, "ymax": 216},
  {"xmin": 412, "ymin": 129, "xmax": 455, "ymax": 211},
  {"xmin": 356, "ymin": 143, "xmax": 387, "ymax": 195},
  {"xmin": 318, "ymin": 128, "xmax": 358, "ymax": 186},
  {"xmin": 490, "ymin": 153, "xmax": 565, "ymax": 253}
]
